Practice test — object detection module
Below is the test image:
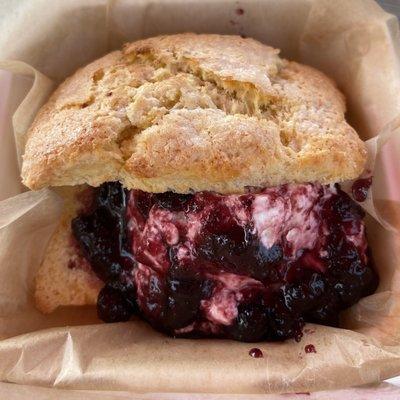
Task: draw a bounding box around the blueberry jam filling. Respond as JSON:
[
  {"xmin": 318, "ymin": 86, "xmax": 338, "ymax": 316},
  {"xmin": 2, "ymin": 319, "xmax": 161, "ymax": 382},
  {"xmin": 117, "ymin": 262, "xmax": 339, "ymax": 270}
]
[
  {"xmin": 72, "ymin": 182, "xmax": 378, "ymax": 342},
  {"xmin": 71, "ymin": 182, "xmax": 137, "ymax": 320}
]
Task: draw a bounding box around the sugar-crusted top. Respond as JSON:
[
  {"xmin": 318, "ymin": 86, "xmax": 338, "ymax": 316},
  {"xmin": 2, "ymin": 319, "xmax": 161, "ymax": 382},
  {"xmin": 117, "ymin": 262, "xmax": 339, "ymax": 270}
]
[{"xmin": 21, "ymin": 33, "xmax": 366, "ymax": 193}]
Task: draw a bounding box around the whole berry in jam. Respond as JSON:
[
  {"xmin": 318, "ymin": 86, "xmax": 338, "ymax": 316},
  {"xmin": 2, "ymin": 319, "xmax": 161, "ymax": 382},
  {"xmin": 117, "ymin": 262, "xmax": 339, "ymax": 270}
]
[
  {"xmin": 97, "ymin": 284, "xmax": 135, "ymax": 323},
  {"xmin": 71, "ymin": 182, "xmax": 133, "ymax": 281},
  {"xmin": 228, "ymin": 301, "xmax": 269, "ymax": 342},
  {"xmin": 282, "ymin": 272, "xmax": 326, "ymax": 314},
  {"xmin": 164, "ymin": 264, "xmax": 207, "ymax": 330}
]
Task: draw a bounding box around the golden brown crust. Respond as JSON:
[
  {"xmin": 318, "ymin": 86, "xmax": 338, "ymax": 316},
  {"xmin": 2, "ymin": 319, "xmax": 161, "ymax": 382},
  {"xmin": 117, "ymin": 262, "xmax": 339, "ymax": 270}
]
[
  {"xmin": 35, "ymin": 187, "xmax": 101, "ymax": 313},
  {"xmin": 22, "ymin": 33, "xmax": 366, "ymax": 193}
]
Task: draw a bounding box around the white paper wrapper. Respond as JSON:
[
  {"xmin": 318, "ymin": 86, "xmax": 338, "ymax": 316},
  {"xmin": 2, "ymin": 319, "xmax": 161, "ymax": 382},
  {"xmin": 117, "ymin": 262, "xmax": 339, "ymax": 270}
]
[{"xmin": 0, "ymin": 0, "xmax": 400, "ymax": 396}]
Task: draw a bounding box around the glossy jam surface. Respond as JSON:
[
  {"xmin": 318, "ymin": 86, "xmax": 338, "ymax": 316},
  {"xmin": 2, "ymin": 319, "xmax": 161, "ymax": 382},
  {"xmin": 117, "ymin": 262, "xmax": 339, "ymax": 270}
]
[{"xmin": 72, "ymin": 182, "xmax": 378, "ymax": 342}]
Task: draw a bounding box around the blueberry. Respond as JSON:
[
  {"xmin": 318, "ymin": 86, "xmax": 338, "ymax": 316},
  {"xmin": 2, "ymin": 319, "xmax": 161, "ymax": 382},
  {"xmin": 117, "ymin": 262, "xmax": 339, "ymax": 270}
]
[
  {"xmin": 259, "ymin": 243, "xmax": 283, "ymax": 265},
  {"xmin": 306, "ymin": 296, "xmax": 339, "ymax": 326},
  {"xmin": 164, "ymin": 265, "xmax": 206, "ymax": 330},
  {"xmin": 201, "ymin": 279, "xmax": 215, "ymax": 298},
  {"xmin": 325, "ymin": 232, "xmax": 345, "ymax": 259},
  {"xmin": 197, "ymin": 225, "xmax": 250, "ymax": 267},
  {"xmin": 331, "ymin": 192, "xmax": 365, "ymax": 222},
  {"xmin": 327, "ymin": 250, "xmax": 365, "ymax": 306},
  {"xmin": 282, "ymin": 273, "xmax": 326, "ymax": 314},
  {"xmin": 282, "ymin": 284, "xmax": 308, "ymax": 313},
  {"xmin": 97, "ymin": 284, "xmax": 135, "ymax": 323},
  {"xmin": 107, "ymin": 274, "xmax": 138, "ymax": 310},
  {"xmin": 360, "ymin": 257, "xmax": 379, "ymax": 296},
  {"xmin": 266, "ymin": 298, "xmax": 304, "ymax": 341},
  {"xmin": 144, "ymin": 274, "xmax": 165, "ymax": 312},
  {"xmin": 149, "ymin": 274, "xmax": 163, "ymax": 295},
  {"xmin": 71, "ymin": 182, "xmax": 134, "ymax": 283},
  {"xmin": 228, "ymin": 301, "xmax": 269, "ymax": 342},
  {"xmin": 198, "ymin": 226, "xmax": 281, "ymax": 282},
  {"xmin": 309, "ymin": 273, "xmax": 325, "ymax": 296},
  {"xmin": 72, "ymin": 216, "xmax": 120, "ymax": 281}
]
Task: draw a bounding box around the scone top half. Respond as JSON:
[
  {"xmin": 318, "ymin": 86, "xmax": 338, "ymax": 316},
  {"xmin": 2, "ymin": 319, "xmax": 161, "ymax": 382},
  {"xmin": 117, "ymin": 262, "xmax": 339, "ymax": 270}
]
[{"xmin": 21, "ymin": 33, "xmax": 366, "ymax": 193}]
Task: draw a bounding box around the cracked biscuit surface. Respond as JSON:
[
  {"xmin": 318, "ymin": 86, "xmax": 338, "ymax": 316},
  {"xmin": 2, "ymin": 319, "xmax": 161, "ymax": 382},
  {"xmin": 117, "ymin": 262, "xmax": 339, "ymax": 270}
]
[{"xmin": 22, "ymin": 33, "xmax": 366, "ymax": 193}]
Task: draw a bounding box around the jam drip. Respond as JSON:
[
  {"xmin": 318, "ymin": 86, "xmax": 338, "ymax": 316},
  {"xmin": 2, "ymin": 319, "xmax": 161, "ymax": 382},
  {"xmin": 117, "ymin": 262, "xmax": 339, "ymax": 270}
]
[
  {"xmin": 351, "ymin": 176, "xmax": 372, "ymax": 202},
  {"xmin": 72, "ymin": 182, "xmax": 378, "ymax": 342}
]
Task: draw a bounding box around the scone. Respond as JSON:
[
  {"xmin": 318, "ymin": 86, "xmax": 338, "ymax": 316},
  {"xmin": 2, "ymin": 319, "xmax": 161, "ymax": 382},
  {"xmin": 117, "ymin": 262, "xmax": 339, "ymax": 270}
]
[{"xmin": 22, "ymin": 34, "xmax": 378, "ymax": 342}]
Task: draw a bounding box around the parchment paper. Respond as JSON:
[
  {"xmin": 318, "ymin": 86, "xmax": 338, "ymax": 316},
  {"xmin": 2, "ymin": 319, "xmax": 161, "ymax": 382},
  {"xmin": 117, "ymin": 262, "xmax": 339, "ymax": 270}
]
[{"xmin": 0, "ymin": 0, "xmax": 400, "ymax": 395}]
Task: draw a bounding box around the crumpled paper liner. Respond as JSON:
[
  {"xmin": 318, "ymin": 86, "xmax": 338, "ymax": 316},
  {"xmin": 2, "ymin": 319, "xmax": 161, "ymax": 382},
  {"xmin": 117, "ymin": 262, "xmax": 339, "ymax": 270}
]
[
  {"xmin": 0, "ymin": 0, "xmax": 400, "ymax": 395},
  {"xmin": 0, "ymin": 62, "xmax": 54, "ymax": 164}
]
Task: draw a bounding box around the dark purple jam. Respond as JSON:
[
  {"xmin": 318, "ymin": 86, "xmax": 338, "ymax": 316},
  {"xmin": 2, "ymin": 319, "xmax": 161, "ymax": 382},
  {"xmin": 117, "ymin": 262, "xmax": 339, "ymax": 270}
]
[
  {"xmin": 249, "ymin": 348, "xmax": 263, "ymax": 358},
  {"xmin": 71, "ymin": 182, "xmax": 137, "ymax": 321},
  {"xmin": 71, "ymin": 182, "xmax": 378, "ymax": 342},
  {"xmin": 351, "ymin": 177, "xmax": 372, "ymax": 202}
]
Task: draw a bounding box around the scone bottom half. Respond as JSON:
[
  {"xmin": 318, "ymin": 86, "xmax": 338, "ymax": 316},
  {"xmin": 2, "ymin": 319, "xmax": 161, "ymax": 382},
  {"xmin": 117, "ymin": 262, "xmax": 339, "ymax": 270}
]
[{"xmin": 29, "ymin": 34, "xmax": 377, "ymax": 342}]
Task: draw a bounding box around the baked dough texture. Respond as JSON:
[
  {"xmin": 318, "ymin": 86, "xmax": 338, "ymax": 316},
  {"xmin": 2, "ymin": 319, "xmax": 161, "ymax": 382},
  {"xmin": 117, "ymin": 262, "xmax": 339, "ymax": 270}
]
[
  {"xmin": 35, "ymin": 187, "xmax": 101, "ymax": 313},
  {"xmin": 22, "ymin": 34, "xmax": 366, "ymax": 194}
]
